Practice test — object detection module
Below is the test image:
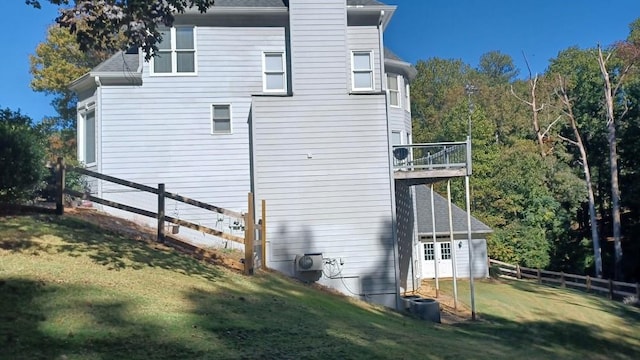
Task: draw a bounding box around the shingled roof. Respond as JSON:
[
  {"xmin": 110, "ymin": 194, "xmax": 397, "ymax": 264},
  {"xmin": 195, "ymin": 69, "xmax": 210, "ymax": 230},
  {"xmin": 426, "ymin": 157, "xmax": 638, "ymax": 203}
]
[{"xmin": 415, "ymin": 185, "xmax": 492, "ymax": 236}]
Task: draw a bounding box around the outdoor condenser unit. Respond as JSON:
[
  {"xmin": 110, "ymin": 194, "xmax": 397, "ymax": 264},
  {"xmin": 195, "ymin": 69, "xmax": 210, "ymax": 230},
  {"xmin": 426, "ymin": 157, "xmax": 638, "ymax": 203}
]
[{"xmin": 295, "ymin": 254, "xmax": 324, "ymax": 272}]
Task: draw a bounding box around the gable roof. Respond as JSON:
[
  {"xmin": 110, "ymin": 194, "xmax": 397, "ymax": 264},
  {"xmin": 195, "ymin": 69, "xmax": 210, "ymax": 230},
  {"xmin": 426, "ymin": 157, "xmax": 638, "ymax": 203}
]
[
  {"xmin": 415, "ymin": 185, "xmax": 492, "ymax": 236},
  {"xmin": 92, "ymin": 50, "xmax": 140, "ymax": 73}
]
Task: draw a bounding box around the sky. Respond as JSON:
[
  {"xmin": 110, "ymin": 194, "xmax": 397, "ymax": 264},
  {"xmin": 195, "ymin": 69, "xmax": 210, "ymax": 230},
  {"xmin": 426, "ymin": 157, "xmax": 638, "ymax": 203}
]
[{"xmin": 1, "ymin": 0, "xmax": 639, "ymax": 122}]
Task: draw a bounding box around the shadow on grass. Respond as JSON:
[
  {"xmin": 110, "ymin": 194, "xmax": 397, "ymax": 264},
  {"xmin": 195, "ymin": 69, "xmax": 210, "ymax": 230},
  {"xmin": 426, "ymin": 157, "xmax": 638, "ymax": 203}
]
[{"xmin": 0, "ymin": 214, "xmax": 222, "ymax": 282}]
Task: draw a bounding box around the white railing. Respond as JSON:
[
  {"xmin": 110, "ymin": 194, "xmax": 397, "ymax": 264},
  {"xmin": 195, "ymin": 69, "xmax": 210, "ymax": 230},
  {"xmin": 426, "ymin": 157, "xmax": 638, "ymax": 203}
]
[{"xmin": 392, "ymin": 140, "xmax": 471, "ymax": 175}]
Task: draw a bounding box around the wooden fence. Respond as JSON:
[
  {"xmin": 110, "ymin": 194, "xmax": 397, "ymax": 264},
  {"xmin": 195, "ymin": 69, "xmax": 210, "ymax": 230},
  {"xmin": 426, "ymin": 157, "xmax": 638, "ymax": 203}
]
[
  {"xmin": 53, "ymin": 158, "xmax": 266, "ymax": 275},
  {"xmin": 489, "ymin": 259, "xmax": 640, "ymax": 301}
]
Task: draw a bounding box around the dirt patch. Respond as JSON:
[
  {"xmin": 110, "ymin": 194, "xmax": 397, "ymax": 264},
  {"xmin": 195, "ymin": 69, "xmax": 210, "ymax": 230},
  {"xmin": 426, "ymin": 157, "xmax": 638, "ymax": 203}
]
[{"xmin": 409, "ymin": 280, "xmax": 475, "ymax": 324}]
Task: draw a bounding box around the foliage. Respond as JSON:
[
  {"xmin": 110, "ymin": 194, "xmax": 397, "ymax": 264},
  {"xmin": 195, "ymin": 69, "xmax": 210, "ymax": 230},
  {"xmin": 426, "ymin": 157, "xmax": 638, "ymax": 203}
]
[
  {"xmin": 477, "ymin": 50, "xmax": 519, "ymax": 84},
  {"xmin": 28, "ymin": 0, "xmax": 216, "ymax": 60},
  {"xmin": 0, "ymin": 108, "xmax": 46, "ymax": 203}
]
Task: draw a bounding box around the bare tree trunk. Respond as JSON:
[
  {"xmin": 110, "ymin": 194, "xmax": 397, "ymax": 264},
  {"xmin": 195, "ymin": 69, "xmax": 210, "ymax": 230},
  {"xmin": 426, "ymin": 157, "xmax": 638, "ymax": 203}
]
[
  {"xmin": 557, "ymin": 77, "xmax": 602, "ymax": 277},
  {"xmin": 511, "ymin": 64, "xmax": 546, "ymax": 156},
  {"xmin": 597, "ymin": 46, "xmax": 623, "ymax": 280}
]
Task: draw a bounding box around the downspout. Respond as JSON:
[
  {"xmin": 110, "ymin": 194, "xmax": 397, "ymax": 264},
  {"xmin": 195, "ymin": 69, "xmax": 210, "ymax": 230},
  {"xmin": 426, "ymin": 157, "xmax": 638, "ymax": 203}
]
[
  {"xmin": 94, "ymin": 76, "xmax": 103, "ymax": 199},
  {"xmin": 379, "ymin": 10, "xmax": 402, "ymax": 310}
]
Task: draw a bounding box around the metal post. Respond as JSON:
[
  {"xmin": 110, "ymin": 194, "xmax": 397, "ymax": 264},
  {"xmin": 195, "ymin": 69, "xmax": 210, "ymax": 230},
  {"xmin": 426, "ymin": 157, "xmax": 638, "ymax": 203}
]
[
  {"xmin": 447, "ymin": 180, "xmax": 458, "ymax": 310},
  {"xmin": 55, "ymin": 157, "xmax": 65, "ymax": 215},
  {"xmin": 465, "ymin": 175, "xmax": 476, "ymax": 320},
  {"xmin": 430, "ymin": 184, "xmax": 439, "ymax": 297}
]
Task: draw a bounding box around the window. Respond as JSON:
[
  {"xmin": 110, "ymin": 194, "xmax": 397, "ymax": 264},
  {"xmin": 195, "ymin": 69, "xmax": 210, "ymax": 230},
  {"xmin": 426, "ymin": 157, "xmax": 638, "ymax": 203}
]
[
  {"xmin": 82, "ymin": 110, "xmax": 96, "ymax": 165},
  {"xmin": 387, "ymin": 74, "xmax": 400, "ymax": 107},
  {"xmin": 211, "ymin": 104, "xmax": 231, "ymax": 134},
  {"xmin": 405, "ymin": 82, "xmax": 411, "ymax": 111},
  {"xmin": 424, "ymin": 243, "xmax": 435, "ymax": 261},
  {"xmin": 391, "ymin": 131, "xmax": 402, "ymax": 146},
  {"xmin": 263, "ymin": 52, "xmax": 286, "ymax": 92},
  {"xmin": 153, "ymin": 27, "xmax": 196, "ymax": 74},
  {"xmin": 352, "ymin": 51, "xmax": 374, "ymax": 91},
  {"xmin": 440, "ymin": 243, "xmax": 452, "ymax": 260}
]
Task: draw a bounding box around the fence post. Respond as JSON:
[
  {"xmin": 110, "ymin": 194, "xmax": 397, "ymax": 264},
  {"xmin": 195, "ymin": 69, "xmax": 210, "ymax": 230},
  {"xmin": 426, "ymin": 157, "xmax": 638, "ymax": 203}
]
[
  {"xmin": 586, "ymin": 275, "xmax": 591, "ymax": 292},
  {"xmin": 244, "ymin": 192, "xmax": 255, "ymax": 275},
  {"xmin": 516, "ymin": 264, "xmax": 521, "ymax": 279},
  {"xmin": 636, "ymin": 283, "xmax": 640, "ymax": 298},
  {"xmin": 157, "ymin": 183, "xmax": 165, "ymax": 243},
  {"xmin": 261, "ymin": 199, "xmax": 266, "ymax": 271},
  {"xmin": 560, "ymin": 272, "xmax": 566, "ymax": 288},
  {"xmin": 608, "ymin": 278, "xmax": 614, "ymax": 299},
  {"xmin": 537, "ymin": 269, "xmax": 541, "ymax": 284},
  {"xmin": 55, "ymin": 157, "xmax": 65, "ymax": 215}
]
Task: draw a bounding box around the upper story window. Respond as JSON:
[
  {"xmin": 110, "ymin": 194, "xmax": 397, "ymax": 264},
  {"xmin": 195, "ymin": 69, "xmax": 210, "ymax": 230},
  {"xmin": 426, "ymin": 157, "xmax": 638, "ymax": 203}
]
[
  {"xmin": 153, "ymin": 27, "xmax": 196, "ymax": 75},
  {"xmin": 263, "ymin": 52, "xmax": 286, "ymax": 92},
  {"xmin": 211, "ymin": 104, "xmax": 232, "ymax": 134},
  {"xmin": 405, "ymin": 82, "xmax": 411, "ymax": 111},
  {"xmin": 351, "ymin": 51, "xmax": 374, "ymax": 91},
  {"xmin": 387, "ymin": 74, "xmax": 400, "ymax": 107}
]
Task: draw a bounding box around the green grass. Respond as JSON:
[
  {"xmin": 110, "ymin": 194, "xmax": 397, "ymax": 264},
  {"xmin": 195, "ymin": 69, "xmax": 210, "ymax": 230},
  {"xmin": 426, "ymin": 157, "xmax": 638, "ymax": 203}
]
[{"xmin": 1, "ymin": 214, "xmax": 639, "ymax": 359}]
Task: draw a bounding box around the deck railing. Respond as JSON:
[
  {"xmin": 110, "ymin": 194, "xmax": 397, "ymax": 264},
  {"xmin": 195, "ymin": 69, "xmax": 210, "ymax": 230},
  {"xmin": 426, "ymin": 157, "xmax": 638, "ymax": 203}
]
[{"xmin": 392, "ymin": 140, "xmax": 471, "ymax": 175}]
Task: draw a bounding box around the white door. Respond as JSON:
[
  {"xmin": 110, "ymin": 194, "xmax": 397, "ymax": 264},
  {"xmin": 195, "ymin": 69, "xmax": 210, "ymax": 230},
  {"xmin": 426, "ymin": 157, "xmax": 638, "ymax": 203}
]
[{"xmin": 421, "ymin": 242, "xmax": 454, "ymax": 278}]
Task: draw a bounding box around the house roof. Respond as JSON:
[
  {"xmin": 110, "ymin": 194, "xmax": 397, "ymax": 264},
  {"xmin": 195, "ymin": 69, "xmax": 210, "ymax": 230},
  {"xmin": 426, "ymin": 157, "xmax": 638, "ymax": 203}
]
[
  {"xmin": 92, "ymin": 50, "xmax": 140, "ymax": 73},
  {"xmin": 415, "ymin": 185, "xmax": 492, "ymax": 236}
]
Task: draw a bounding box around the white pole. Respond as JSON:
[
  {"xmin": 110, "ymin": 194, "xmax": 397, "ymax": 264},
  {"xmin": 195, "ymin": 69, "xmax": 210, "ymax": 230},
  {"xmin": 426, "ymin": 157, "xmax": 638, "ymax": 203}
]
[
  {"xmin": 465, "ymin": 175, "xmax": 477, "ymax": 320},
  {"xmin": 430, "ymin": 184, "xmax": 439, "ymax": 297},
  {"xmin": 447, "ymin": 180, "xmax": 458, "ymax": 309}
]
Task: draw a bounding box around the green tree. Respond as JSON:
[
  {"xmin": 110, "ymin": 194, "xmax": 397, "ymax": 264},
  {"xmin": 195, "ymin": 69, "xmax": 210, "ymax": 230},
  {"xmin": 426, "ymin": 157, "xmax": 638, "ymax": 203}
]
[
  {"xmin": 28, "ymin": 0, "xmax": 217, "ymax": 59},
  {"xmin": 477, "ymin": 50, "xmax": 519, "ymax": 84},
  {"xmin": 0, "ymin": 108, "xmax": 47, "ymax": 203}
]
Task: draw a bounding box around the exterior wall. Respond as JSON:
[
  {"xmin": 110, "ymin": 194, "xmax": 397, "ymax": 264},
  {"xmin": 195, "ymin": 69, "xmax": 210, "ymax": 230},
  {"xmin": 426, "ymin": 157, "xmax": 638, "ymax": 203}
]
[
  {"xmin": 455, "ymin": 238, "xmax": 489, "ymax": 279},
  {"xmin": 347, "ymin": 26, "xmax": 382, "ymax": 93},
  {"xmin": 251, "ymin": 0, "xmax": 398, "ymax": 308},
  {"xmin": 94, "ymin": 26, "xmax": 286, "ymax": 247}
]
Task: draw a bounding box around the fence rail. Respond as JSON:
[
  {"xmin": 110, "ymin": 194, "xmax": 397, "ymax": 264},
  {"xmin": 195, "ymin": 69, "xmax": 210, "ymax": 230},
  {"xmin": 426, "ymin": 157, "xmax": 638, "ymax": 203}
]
[
  {"xmin": 53, "ymin": 158, "xmax": 265, "ymax": 275},
  {"xmin": 489, "ymin": 259, "xmax": 640, "ymax": 300}
]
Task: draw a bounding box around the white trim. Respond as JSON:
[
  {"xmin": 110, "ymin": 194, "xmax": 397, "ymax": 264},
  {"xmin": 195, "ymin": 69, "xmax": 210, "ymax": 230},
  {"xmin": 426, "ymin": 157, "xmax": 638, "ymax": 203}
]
[
  {"xmin": 351, "ymin": 50, "xmax": 375, "ymax": 91},
  {"xmin": 150, "ymin": 26, "xmax": 198, "ymax": 76},
  {"xmin": 79, "ymin": 107, "xmax": 97, "ymax": 167},
  {"xmin": 210, "ymin": 103, "xmax": 233, "ymax": 135},
  {"xmin": 262, "ymin": 51, "xmax": 287, "ymax": 93},
  {"xmin": 405, "ymin": 81, "xmax": 411, "ymax": 112},
  {"xmin": 387, "ymin": 73, "xmax": 400, "ymax": 108}
]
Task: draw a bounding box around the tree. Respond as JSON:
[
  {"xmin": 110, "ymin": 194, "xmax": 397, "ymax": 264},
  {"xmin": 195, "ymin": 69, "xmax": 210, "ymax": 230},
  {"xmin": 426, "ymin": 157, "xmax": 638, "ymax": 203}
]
[
  {"xmin": 0, "ymin": 108, "xmax": 46, "ymax": 203},
  {"xmin": 556, "ymin": 76, "xmax": 603, "ymax": 277},
  {"xmin": 30, "ymin": 25, "xmax": 107, "ymax": 130},
  {"xmin": 477, "ymin": 50, "xmax": 519, "ymax": 84},
  {"xmin": 28, "ymin": 0, "xmax": 217, "ymax": 59}
]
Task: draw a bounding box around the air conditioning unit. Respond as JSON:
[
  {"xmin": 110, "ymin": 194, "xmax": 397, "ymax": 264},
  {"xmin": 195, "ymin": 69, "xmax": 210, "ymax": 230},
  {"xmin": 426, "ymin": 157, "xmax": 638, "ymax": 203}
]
[{"xmin": 295, "ymin": 254, "xmax": 324, "ymax": 272}]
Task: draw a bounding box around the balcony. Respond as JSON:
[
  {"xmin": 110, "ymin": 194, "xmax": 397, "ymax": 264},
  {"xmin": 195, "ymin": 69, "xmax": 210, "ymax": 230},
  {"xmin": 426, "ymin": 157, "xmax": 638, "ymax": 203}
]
[{"xmin": 392, "ymin": 140, "xmax": 471, "ymax": 185}]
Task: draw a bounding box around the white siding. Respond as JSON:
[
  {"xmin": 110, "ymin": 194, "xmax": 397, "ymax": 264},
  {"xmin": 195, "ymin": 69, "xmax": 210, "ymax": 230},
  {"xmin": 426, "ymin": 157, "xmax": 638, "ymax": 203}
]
[
  {"xmin": 252, "ymin": 0, "xmax": 397, "ymax": 308},
  {"xmin": 347, "ymin": 26, "xmax": 382, "ymax": 92},
  {"xmin": 455, "ymin": 239, "xmax": 489, "ymax": 279},
  {"xmin": 95, "ymin": 27, "xmax": 285, "ymax": 247}
]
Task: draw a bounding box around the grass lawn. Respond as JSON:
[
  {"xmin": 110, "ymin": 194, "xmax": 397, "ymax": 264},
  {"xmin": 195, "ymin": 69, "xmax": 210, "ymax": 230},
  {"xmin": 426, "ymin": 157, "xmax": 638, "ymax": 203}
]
[{"xmin": 1, "ymin": 214, "xmax": 639, "ymax": 359}]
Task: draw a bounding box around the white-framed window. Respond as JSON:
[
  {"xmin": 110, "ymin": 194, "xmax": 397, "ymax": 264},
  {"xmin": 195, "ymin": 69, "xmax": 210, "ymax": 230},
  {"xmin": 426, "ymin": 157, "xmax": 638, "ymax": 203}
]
[
  {"xmin": 405, "ymin": 82, "xmax": 411, "ymax": 111},
  {"xmin": 440, "ymin": 242, "xmax": 452, "ymax": 260},
  {"xmin": 424, "ymin": 243, "xmax": 435, "ymax": 261},
  {"xmin": 387, "ymin": 74, "xmax": 400, "ymax": 107},
  {"xmin": 263, "ymin": 52, "xmax": 286, "ymax": 92},
  {"xmin": 351, "ymin": 51, "xmax": 374, "ymax": 91},
  {"xmin": 211, "ymin": 104, "xmax": 232, "ymax": 134},
  {"xmin": 152, "ymin": 27, "xmax": 196, "ymax": 75},
  {"xmin": 80, "ymin": 110, "xmax": 96, "ymax": 166}
]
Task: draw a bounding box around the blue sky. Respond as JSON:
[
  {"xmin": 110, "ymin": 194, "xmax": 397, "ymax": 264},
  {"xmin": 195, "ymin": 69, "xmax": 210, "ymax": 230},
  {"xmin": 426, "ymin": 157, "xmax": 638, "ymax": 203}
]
[{"xmin": 1, "ymin": 0, "xmax": 639, "ymax": 122}]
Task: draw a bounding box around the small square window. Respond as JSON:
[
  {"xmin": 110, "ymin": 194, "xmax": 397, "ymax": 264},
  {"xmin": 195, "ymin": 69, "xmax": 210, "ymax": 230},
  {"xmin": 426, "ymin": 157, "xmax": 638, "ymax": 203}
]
[{"xmin": 212, "ymin": 104, "xmax": 231, "ymax": 134}]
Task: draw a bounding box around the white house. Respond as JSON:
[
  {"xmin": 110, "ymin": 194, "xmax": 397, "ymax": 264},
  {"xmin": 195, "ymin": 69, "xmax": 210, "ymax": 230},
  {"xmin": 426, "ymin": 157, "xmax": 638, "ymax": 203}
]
[{"xmin": 70, "ymin": 0, "xmax": 476, "ymax": 309}]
